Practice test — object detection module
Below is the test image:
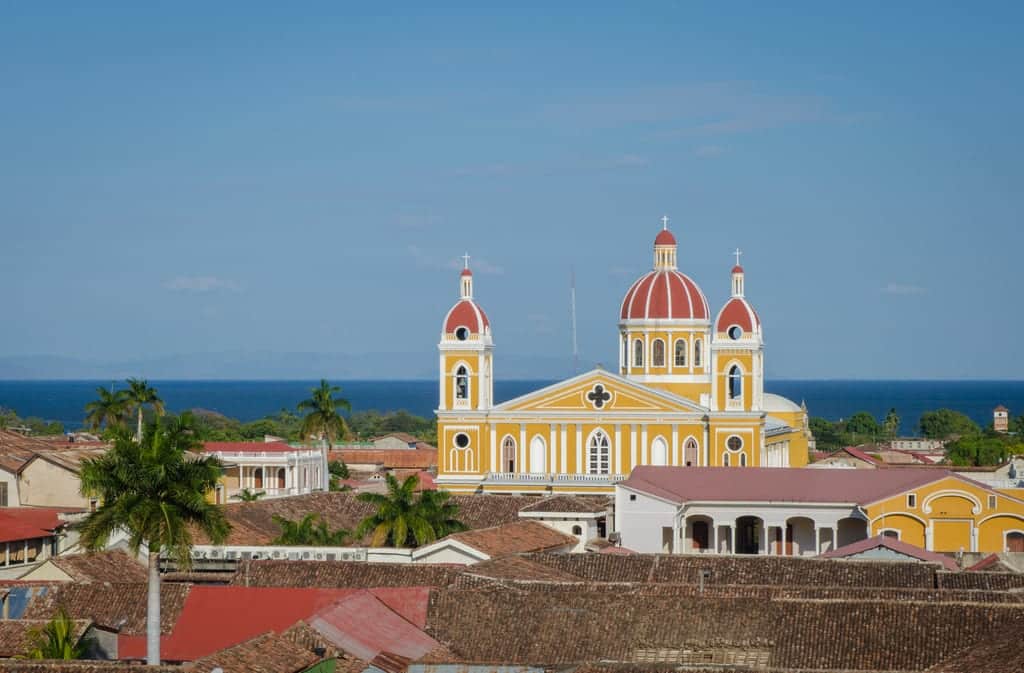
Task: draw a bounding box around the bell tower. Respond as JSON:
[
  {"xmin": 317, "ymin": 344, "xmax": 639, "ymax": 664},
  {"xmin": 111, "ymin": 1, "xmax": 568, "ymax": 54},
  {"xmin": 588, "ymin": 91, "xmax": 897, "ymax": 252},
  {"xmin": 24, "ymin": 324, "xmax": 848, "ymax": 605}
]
[{"xmin": 438, "ymin": 255, "xmax": 493, "ymax": 412}]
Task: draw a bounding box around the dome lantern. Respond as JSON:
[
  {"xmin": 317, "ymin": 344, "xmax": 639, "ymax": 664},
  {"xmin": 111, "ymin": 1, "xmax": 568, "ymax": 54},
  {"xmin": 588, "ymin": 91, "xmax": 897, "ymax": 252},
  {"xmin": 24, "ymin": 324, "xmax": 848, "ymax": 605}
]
[{"xmin": 653, "ymin": 215, "xmax": 678, "ymax": 271}]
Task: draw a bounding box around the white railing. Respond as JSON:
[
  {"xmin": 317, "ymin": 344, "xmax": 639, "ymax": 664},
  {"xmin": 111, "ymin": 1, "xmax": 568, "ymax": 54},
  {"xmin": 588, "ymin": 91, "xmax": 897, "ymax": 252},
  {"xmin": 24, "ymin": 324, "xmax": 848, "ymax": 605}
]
[
  {"xmin": 211, "ymin": 451, "xmax": 320, "ymax": 461},
  {"xmin": 189, "ymin": 545, "xmax": 368, "ymax": 563},
  {"xmin": 485, "ymin": 472, "xmax": 625, "ymax": 485},
  {"xmin": 225, "ymin": 487, "xmax": 307, "ymax": 500}
]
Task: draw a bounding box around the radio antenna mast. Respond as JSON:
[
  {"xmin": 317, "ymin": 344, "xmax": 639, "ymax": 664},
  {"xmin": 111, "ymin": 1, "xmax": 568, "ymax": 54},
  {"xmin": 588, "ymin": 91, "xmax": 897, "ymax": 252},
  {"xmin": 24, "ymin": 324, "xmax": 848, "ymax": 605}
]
[{"xmin": 570, "ymin": 267, "xmax": 579, "ymax": 375}]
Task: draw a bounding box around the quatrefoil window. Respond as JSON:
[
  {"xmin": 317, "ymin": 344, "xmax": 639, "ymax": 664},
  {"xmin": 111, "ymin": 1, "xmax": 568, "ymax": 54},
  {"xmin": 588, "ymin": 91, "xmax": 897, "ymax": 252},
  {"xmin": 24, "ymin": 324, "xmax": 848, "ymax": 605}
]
[{"xmin": 587, "ymin": 384, "xmax": 612, "ymax": 409}]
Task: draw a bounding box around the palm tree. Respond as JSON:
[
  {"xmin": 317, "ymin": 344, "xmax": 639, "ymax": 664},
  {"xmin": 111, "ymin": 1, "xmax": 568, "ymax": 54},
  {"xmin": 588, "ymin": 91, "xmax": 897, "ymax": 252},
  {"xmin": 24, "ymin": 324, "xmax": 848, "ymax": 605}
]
[
  {"xmin": 125, "ymin": 378, "xmax": 165, "ymax": 440},
  {"xmin": 230, "ymin": 488, "xmax": 265, "ymax": 502},
  {"xmin": 356, "ymin": 473, "xmax": 463, "ymax": 548},
  {"xmin": 76, "ymin": 415, "xmax": 230, "ymax": 665},
  {"xmin": 272, "ymin": 513, "xmax": 349, "ymax": 546},
  {"xmin": 83, "ymin": 387, "xmax": 129, "ymax": 432},
  {"xmin": 297, "ymin": 380, "xmax": 351, "ymax": 490},
  {"xmin": 22, "ymin": 607, "xmax": 89, "ymax": 659}
]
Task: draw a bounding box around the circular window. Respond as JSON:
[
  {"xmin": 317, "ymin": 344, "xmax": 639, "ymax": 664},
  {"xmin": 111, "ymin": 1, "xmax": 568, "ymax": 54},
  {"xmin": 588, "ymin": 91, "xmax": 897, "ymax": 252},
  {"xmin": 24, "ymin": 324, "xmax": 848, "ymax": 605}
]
[
  {"xmin": 728, "ymin": 325, "xmax": 743, "ymax": 340},
  {"xmin": 455, "ymin": 326, "xmax": 469, "ymax": 341},
  {"xmin": 727, "ymin": 435, "xmax": 743, "ymax": 452},
  {"xmin": 454, "ymin": 433, "xmax": 470, "ymax": 449}
]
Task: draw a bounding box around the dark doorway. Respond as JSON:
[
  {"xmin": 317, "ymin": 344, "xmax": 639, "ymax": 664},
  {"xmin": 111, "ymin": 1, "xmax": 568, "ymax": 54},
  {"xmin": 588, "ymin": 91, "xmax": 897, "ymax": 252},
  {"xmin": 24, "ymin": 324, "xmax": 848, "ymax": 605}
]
[
  {"xmin": 1008, "ymin": 532, "xmax": 1024, "ymax": 552},
  {"xmin": 736, "ymin": 516, "xmax": 762, "ymax": 554},
  {"xmin": 692, "ymin": 521, "xmax": 709, "ymax": 551}
]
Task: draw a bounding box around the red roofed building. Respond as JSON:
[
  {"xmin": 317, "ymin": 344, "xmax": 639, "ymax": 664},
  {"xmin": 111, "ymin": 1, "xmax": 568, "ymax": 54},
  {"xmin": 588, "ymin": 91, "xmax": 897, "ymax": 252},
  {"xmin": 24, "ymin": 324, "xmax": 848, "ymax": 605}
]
[
  {"xmin": 202, "ymin": 441, "xmax": 326, "ymax": 503},
  {"xmin": 0, "ymin": 508, "xmax": 71, "ymax": 579}
]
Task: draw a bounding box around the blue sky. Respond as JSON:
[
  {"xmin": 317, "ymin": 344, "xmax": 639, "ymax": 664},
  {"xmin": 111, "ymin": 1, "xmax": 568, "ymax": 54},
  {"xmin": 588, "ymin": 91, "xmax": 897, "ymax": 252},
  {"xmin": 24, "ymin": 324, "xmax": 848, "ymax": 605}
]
[{"xmin": 2, "ymin": 3, "xmax": 1022, "ymax": 379}]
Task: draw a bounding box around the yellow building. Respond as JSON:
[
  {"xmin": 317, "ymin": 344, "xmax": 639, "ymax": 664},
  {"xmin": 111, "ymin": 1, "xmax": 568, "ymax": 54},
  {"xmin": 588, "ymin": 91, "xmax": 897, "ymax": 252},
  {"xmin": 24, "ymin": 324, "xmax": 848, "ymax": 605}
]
[{"xmin": 436, "ymin": 222, "xmax": 811, "ymax": 495}]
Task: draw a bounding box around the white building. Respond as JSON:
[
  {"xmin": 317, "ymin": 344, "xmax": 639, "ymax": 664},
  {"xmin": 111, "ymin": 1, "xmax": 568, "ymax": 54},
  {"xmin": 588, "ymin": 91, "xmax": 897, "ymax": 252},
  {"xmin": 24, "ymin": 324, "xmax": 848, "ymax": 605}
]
[{"xmin": 202, "ymin": 441, "xmax": 326, "ymax": 502}]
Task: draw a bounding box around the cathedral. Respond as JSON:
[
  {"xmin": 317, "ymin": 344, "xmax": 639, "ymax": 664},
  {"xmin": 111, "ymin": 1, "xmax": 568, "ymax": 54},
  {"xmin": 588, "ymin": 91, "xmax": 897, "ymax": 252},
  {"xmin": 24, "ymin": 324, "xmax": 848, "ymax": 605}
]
[{"xmin": 435, "ymin": 221, "xmax": 810, "ymax": 495}]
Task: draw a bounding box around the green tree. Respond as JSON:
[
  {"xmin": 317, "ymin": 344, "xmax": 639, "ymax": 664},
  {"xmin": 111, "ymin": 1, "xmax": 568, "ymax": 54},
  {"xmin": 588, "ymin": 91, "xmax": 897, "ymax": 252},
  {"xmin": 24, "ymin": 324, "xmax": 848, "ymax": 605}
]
[
  {"xmin": 946, "ymin": 435, "xmax": 1017, "ymax": 466},
  {"xmin": 22, "ymin": 608, "xmax": 90, "ymax": 660},
  {"xmin": 76, "ymin": 414, "xmax": 230, "ymax": 665},
  {"xmin": 83, "ymin": 387, "xmax": 130, "ymax": 432},
  {"xmin": 919, "ymin": 409, "xmax": 981, "ymax": 440},
  {"xmin": 328, "ymin": 459, "xmax": 351, "ymax": 491},
  {"xmin": 272, "ymin": 513, "xmax": 350, "ymax": 546},
  {"xmin": 298, "ymin": 380, "xmax": 352, "ymax": 490},
  {"xmin": 809, "ymin": 417, "xmax": 843, "ymax": 451},
  {"xmin": 843, "ymin": 411, "xmax": 881, "ymax": 439},
  {"xmin": 882, "ymin": 408, "xmax": 901, "ymax": 439},
  {"xmin": 230, "ymin": 488, "xmax": 265, "ymax": 502},
  {"xmin": 1011, "ymin": 414, "xmax": 1024, "ymax": 435},
  {"xmin": 356, "ymin": 473, "xmax": 464, "ymax": 548},
  {"xmin": 125, "ymin": 378, "xmax": 166, "ymax": 440}
]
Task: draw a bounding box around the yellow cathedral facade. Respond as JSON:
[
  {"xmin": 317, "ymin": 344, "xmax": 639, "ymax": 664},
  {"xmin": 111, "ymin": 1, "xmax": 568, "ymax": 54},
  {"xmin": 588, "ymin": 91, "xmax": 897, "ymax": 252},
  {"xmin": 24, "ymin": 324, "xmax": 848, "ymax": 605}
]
[{"xmin": 435, "ymin": 221, "xmax": 811, "ymax": 495}]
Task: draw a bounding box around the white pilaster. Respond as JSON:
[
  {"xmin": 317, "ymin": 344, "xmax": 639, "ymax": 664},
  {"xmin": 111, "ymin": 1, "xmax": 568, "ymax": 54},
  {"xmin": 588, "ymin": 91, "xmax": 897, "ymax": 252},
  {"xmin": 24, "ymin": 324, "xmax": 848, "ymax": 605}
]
[
  {"xmin": 575, "ymin": 425, "xmax": 583, "ymax": 474},
  {"xmin": 671, "ymin": 425, "xmax": 679, "ymax": 465},
  {"xmin": 519, "ymin": 424, "xmax": 526, "ymax": 474},
  {"xmin": 549, "ymin": 425, "xmax": 557, "ymax": 473},
  {"xmin": 489, "ymin": 425, "xmax": 497, "ymax": 474},
  {"xmin": 560, "ymin": 424, "xmax": 568, "ymax": 474}
]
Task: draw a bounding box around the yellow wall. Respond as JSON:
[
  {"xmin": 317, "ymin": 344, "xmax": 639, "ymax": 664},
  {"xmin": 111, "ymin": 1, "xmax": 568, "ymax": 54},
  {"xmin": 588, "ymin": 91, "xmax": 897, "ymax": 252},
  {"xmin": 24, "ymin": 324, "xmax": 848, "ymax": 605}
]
[{"xmin": 865, "ymin": 476, "xmax": 1024, "ymax": 553}]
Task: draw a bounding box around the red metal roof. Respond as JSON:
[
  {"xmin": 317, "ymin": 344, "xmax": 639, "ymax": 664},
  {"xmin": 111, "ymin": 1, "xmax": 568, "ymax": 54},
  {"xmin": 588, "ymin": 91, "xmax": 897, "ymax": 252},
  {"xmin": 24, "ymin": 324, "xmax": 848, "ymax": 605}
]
[
  {"xmin": 620, "ymin": 270, "xmax": 709, "ymax": 321},
  {"xmin": 716, "ymin": 296, "xmax": 760, "ymax": 333},
  {"xmin": 818, "ymin": 534, "xmax": 959, "ymax": 571},
  {"xmin": 442, "ymin": 299, "xmax": 490, "ymax": 334},
  {"xmin": 654, "ymin": 229, "xmax": 676, "ymax": 246},
  {"xmin": 308, "ymin": 589, "xmax": 440, "ymax": 662},
  {"xmin": 202, "ymin": 441, "xmax": 298, "ymax": 454},
  {"xmin": 622, "ymin": 466, "xmax": 953, "ymax": 506},
  {"xmin": 118, "ymin": 585, "xmax": 432, "ymax": 662},
  {"xmin": 0, "ymin": 508, "xmax": 66, "ymax": 543}
]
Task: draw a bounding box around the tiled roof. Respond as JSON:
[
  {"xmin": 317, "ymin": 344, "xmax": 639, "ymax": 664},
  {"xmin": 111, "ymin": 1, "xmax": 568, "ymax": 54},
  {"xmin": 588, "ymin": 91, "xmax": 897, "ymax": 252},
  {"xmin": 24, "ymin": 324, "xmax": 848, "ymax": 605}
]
[
  {"xmin": 206, "ymin": 492, "xmax": 530, "ymax": 546},
  {"xmin": 0, "ymin": 664, "xmax": 180, "ymax": 673},
  {"xmin": 425, "ymin": 585, "xmax": 1024, "ymax": 670},
  {"xmin": 459, "ymin": 555, "xmax": 587, "ymax": 583},
  {"xmin": 928, "ymin": 619, "xmax": 1024, "ymax": 672},
  {"xmin": 0, "ymin": 619, "xmax": 92, "ymax": 657},
  {"xmin": 189, "ymin": 630, "xmax": 320, "ymax": 673},
  {"xmin": 440, "ymin": 520, "xmax": 576, "ymax": 557},
  {"xmin": 0, "ymin": 429, "xmax": 47, "ymax": 473},
  {"xmin": 232, "ymin": 560, "xmax": 459, "ymax": 589},
  {"xmin": 307, "ymin": 589, "xmax": 440, "ymax": 661},
  {"xmin": 622, "ymin": 465, "xmax": 953, "ymax": 505},
  {"xmin": 22, "ymin": 582, "xmax": 190, "ymax": 635},
  {"xmin": 203, "ymin": 441, "xmax": 299, "ymax": 454},
  {"xmin": 46, "ymin": 550, "xmax": 148, "ymax": 583},
  {"xmin": 519, "ymin": 495, "xmax": 609, "ymax": 514},
  {"xmin": 24, "ymin": 447, "xmax": 108, "ymax": 474},
  {"xmin": 818, "ymin": 535, "xmax": 960, "ymax": 571},
  {"xmin": 330, "ymin": 448, "xmax": 437, "ymax": 469},
  {"xmin": 0, "ymin": 508, "xmax": 67, "ymax": 544}
]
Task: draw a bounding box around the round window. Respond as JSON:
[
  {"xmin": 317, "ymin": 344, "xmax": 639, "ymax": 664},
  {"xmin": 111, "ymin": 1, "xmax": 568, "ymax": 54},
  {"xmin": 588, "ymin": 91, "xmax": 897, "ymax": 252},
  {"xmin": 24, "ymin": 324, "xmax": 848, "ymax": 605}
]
[
  {"xmin": 455, "ymin": 326, "xmax": 469, "ymax": 341},
  {"xmin": 454, "ymin": 433, "xmax": 470, "ymax": 449},
  {"xmin": 728, "ymin": 325, "xmax": 743, "ymax": 340},
  {"xmin": 727, "ymin": 435, "xmax": 743, "ymax": 451}
]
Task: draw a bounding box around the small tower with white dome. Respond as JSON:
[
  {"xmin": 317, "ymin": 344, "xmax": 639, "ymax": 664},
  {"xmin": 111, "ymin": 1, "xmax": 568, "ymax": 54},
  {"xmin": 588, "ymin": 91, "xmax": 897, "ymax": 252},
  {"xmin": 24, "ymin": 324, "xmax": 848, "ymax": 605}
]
[
  {"xmin": 712, "ymin": 250, "xmax": 764, "ymax": 413},
  {"xmin": 439, "ymin": 255, "xmax": 493, "ymax": 413}
]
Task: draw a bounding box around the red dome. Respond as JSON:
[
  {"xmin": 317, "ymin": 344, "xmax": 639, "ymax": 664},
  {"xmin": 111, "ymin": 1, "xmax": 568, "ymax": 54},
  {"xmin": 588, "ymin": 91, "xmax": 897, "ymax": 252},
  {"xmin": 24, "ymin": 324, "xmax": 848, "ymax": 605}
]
[
  {"xmin": 716, "ymin": 296, "xmax": 760, "ymax": 333},
  {"xmin": 732, "ymin": 265, "xmax": 744, "ymax": 274},
  {"xmin": 443, "ymin": 299, "xmax": 489, "ymax": 334},
  {"xmin": 654, "ymin": 229, "xmax": 677, "ymax": 246},
  {"xmin": 620, "ymin": 270, "xmax": 709, "ymax": 321},
  {"xmin": 460, "ymin": 268, "xmax": 473, "ymax": 277}
]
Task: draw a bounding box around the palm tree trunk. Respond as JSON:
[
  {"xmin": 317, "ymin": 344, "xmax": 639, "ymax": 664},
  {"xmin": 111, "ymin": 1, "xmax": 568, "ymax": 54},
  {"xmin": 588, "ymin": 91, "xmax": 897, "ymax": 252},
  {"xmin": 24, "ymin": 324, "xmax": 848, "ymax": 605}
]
[
  {"xmin": 146, "ymin": 548, "xmax": 161, "ymax": 665},
  {"xmin": 137, "ymin": 407, "xmax": 144, "ymax": 441}
]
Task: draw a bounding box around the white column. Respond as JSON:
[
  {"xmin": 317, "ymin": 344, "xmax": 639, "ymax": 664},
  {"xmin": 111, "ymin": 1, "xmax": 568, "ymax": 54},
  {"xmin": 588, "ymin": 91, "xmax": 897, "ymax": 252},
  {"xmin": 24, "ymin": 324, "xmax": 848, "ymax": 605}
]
[
  {"xmin": 575, "ymin": 425, "xmax": 583, "ymax": 475},
  {"xmin": 560, "ymin": 424, "xmax": 568, "ymax": 474},
  {"xmin": 614, "ymin": 424, "xmax": 622, "ymax": 475},
  {"xmin": 732, "ymin": 524, "xmax": 738, "ymax": 555},
  {"xmin": 438, "ymin": 356, "xmax": 446, "ymax": 411},
  {"xmin": 641, "ymin": 426, "xmax": 648, "ymax": 465},
  {"xmin": 671, "ymin": 425, "xmax": 679, "ymax": 465},
  {"xmin": 630, "ymin": 425, "xmax": 638, "ymax": 469},
  {"xmin": 519, "ymin": 424, "xmax": 527, "ymax": 474},
  {"xmin": 489, "ymin": 425, "xmax": 497, "ymax": 474},
  {"xmin": 549, "ymin": 425, "xmax": 557, "ymax": 474},
  {"xmin": 710, "ymin": 520, "xmax": 717, "ymax": 554}
]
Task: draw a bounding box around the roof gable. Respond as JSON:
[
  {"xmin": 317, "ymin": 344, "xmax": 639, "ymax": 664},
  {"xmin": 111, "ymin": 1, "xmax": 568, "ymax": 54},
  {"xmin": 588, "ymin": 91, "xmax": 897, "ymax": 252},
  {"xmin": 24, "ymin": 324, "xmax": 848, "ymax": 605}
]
[{"xmin": 494, "ymin": 369, "xmax": 705, "ymax": 414}]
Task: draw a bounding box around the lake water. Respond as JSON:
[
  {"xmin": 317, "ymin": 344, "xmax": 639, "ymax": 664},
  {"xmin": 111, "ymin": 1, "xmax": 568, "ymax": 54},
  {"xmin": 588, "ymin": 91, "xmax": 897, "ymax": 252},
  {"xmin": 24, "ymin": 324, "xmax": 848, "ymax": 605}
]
[{"xmin": 1, "ymin": 379, "xmax": 1022, "ymax": 436}]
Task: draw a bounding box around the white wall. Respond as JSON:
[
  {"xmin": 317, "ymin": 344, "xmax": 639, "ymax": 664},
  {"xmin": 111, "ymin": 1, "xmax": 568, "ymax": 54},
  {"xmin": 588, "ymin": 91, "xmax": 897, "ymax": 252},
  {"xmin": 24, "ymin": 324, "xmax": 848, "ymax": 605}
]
[
  {"xmin": 0, "ymin": 467, "xmax": 20, "ymax": 507},
  {"xmin": 530, "ymin": 518, "xmax": 598, "ymax": 553},
  {"xmin": 614, "ymin": 486, "xmax": 677, "ymax": 553}
]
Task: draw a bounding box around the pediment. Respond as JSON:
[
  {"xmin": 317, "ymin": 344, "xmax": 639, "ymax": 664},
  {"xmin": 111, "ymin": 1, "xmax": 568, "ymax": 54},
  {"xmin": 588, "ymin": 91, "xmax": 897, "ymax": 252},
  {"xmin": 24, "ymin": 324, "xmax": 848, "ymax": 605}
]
[{"xmin": 494, "ymin": 369, "xmax": 705, "ymax": 414}]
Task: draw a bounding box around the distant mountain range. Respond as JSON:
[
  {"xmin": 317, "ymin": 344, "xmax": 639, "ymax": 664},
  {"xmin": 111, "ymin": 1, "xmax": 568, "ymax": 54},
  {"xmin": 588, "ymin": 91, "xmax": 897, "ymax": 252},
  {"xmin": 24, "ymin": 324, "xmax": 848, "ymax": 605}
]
[{"xmin": 0, "ymin": 351, "xmax": 597, "ymax": 380}]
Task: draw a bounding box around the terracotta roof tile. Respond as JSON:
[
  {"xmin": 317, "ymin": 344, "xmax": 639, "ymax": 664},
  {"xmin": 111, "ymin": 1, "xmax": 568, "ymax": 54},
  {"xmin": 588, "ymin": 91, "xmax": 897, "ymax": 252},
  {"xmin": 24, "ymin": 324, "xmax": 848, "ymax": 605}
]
[
  {"xmin": 190, "ymin": 630, "xmax": 320, "ymax": 673},
  {"xmin": 519, "ymin": 495, "xmax": 610, "ymax": 514},
  {"xmin": 0, "ymin": 619, "xmax": 92, "ymax": 657},
  {"xmin": 329, "ymin": 448, "xmax": 437, "ymax": 469},
  {"xmin": 442, "ymin": 520, "xmax": 576, "ymax": 557},
  {"xmin": 818, "ymin": 535, "xmax": 959, "ymax": 571},
  {"xmin": 203, "ymin": 441, "xmax": 298, "ymax": 454},
  {"xmin": 47, "ymin": 550, "xmax": 148, "ymax": 583},
  {"xmin": 0, "ymin": 508, "xmax": 67, "ymax": 544},
  {"xmin": 22, "ymin": 582, "xmax": 189, "ymax": 635},
  {"xmin": 0, "ymin": 664, "xmax": 179, "ymax": 672},
  {"xmin": 231, "ymin": 560, "xmax": 459, "ymax": 588}
]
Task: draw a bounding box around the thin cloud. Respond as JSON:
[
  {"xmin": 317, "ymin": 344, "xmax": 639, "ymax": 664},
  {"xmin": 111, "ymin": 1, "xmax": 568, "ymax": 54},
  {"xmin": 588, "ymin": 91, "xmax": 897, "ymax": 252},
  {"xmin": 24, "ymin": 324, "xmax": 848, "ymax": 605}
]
[
  {"xmin": 163, "ymin": 276, "xmax": 241, "ymax": 293},
  {"xmin": 882, "ymin": 283, "xmax": 927, "ymax": 296}
]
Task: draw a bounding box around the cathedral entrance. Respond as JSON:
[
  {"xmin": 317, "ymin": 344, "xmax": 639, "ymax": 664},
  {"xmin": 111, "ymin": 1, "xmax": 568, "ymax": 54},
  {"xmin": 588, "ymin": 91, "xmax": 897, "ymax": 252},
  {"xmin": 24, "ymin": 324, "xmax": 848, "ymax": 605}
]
[{"xmin": 736, "ymin": 516, "xmax": 762, "ymax": 555}]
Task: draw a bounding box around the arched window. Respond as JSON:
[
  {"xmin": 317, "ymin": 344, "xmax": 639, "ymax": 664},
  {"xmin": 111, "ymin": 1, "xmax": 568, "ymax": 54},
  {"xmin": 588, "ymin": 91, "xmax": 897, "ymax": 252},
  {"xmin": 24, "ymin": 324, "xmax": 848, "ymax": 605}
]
[
  {"xmin": 652, "ymin": 339, "xmax": 665, "ymax": 367},
  {"xmin": 674, "ymin": 338, "xmax": 687, "ymax": 367},
  {"xmin": 739, "ymin": 453, "xmax": 747, "ymax": 467},
  {"xmin": 651, "ymin": 436, "xmax": 667, "ymax": 466},
  {"xmin": 529, "ymin": 436, "xmax": 547, "ymax": 473},
  {"xmin": 621, "ymin": 336, "xmax": 628, "ymax": 371},
  {"xmin": 728, "ymin": 365, "xmax": 742, "ymax": 400},
  {"xmin": 633, "ymin": 339, "xmax": 644, "ymax": 367},
  {"xmin": 572, "ymin": 525, "xmax": 583, "ymax": 536},
  {"xmin": 501, "ymin": 435, "xmax": 516, "ymax": 473},
  {"xmin": 693, "ymin": 339, "xmax": 702, "ymax": 367},
  {"xmin": 882, "ymin": 529, "xmax": 900, "ymax": 540},
  {"xmin": 454, "ymin": 365, "xmax": 470, "ymax": 401},
  {"xmin": 253, "ymin": 468, "xmax": 263, "ymax": 489},
  {"xmin": 588, "ymin": 430, "xmax": 611, "ymax": 475},
  {"xmin": 1007, "ymin": 531, "xmax": 1024, "ymax": 552},
  {"xmin": 722, "ymin": 453, "xmax": 730, "ymax": 467},
  {"xmin": 684, "ymin": 437, "xmax": 699, "ymax": 466}
]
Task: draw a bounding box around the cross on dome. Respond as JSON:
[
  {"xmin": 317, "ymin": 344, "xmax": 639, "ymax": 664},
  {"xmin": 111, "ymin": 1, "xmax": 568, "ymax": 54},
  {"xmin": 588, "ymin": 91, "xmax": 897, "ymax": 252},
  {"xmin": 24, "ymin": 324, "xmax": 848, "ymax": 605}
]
[
  {"xmin": 733, "ymin": 248, "xmax": 743, "ymax": 267},
  {"xmin": 462, "ymin": 252, "xmax": 471, "ymax": 269},
  {"xmin": 661, "ymin": 215, "xmax": 670, "ymax": 230}
]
